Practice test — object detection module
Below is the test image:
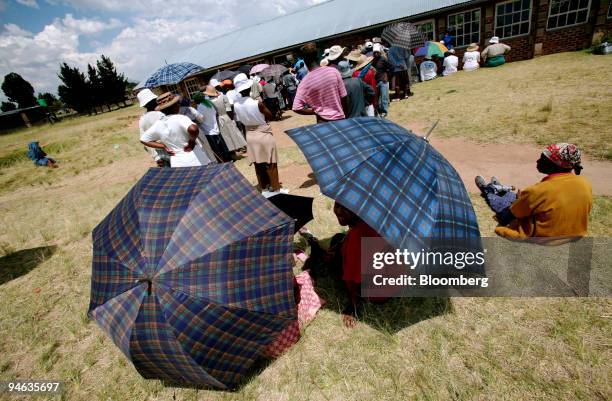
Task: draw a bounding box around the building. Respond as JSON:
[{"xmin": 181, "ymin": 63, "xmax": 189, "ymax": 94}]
[{"xmin": 144, "ymin": 0, "xmax": 612, "ymax": 99}]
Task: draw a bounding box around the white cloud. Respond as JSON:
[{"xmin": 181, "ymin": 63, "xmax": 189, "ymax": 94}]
[
  {"xmin": 62, "ymin": 14, "xmax": 121, "ymax": 35},
  {"xmin": 16, "ymin": 0, "xmax": 39, "ymax": 8}
]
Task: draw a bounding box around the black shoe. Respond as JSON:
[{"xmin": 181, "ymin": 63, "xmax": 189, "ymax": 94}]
[{"xmin": 475, "ymin": 175, "xmax": 487, "ymax": 190}]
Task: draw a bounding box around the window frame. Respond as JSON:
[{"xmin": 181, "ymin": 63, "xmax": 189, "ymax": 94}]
[
  {"xmin": 447, "ymin": 7, "xmax": 482, "ymax": 49},
  {"xmin": 273, "ymin": 52, "xmax": 293, "ymax": 65},
  {"xmin": 546, "ymin": 0, "xmax": 592, "ymax": 31},
  {"xmin": 494, "ymin": 0, "xmax": 533, "ymax": 39},
  {"xmin": 165, "ymin": 83, "xmax": 180, "ymax": 94},
  {"xmin": 413, "ymin": 18, "xmax": 436, "ymax": 42},
  {"xmin": 184, "ymin": 77, "xmax": 201, "ymax": 99}
]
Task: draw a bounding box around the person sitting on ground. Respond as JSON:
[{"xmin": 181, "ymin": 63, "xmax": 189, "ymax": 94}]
[
  {"xmin": 27, "ymin": 141, "xmax": 57, "ymax": 168},
  {"xmin": 490, "ymin": 143, "xmax": 592, "ymax": 239},
  {"xmin": 419, "ymin": 55, "xmax": 438, "ymax": 81},
  {"xmin": 136, "ymin": 89, "xmax": 170, "ymax": 167},
  {"xmin": 481, "ymin": 36, "xmax": 511, "ymax": 67},
  {"xmin": 462, "ymin": 43, "xmax": 481, "ymax": 71},
  {"xmin": 442, "ymin": 49, "xmax": 459, "ymax": 76},
  {"xmin": 140, "ymin": 92, "xmax": 213, "ymax": 168},
  {"xmin": 338, "ymin": 60, "xmax": 375, "ymax": 118}
]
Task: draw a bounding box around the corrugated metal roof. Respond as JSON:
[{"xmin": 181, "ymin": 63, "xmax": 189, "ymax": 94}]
[{"xmin": 137, "ymin": 0, "xmax": 478, "ymax": 86}]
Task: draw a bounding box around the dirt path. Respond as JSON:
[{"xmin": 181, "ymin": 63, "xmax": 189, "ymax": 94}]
[{"xmin": 270, "ymin": 113, "xmax": 612, "ymax": 196}]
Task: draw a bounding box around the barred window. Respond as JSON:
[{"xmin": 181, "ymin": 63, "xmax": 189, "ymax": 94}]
[
  {"xmin": 547, "ymin": 0, "xmax": 591, "ymax": 30},
  {"xmin": 414, "ymin": 19, "xmax": 435, "ymax": 42},
  {"xmin": 495, "ymin": 0, "xmax": 532, "ymax": 38},
  {"xmin": 184, "ymin": 78, "xmax": 200, "ymax": 98},
  {"xmin": 165, "ymin": 84, "xmax": 180, "ymax": 95},
  {"xmin": 448, "ymin": 9, "xmax": 481, "ymax": 47}
]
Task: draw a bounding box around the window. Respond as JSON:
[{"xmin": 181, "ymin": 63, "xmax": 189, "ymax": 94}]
[
  {"xmin": 608, "ymin": 1, "xmax": 611, "ymax": 18},
  {"xmin": 447, "ymin": 9, "xmax": 481, "ymax": 47},
  {"xmin": 495, "ymin": 0, "xmax": 532, "ymax": 38},
  {"xmin": 547, "ymin": 0, "xmax": 591, "ymax": 30},
  {"xmin": 414, "ymin": 19, "xmax": 436, "ymax": 41},
  {"xmin": 184, "ymin": 78, "xmax": 201, "ymax": 98},
  {"xmin": 165, "ymin": 84, "xmax": 180, "ymax": 94},
  {"xmin": 273, "ymin": 53, "xmax": 293, "ymax": 65}
]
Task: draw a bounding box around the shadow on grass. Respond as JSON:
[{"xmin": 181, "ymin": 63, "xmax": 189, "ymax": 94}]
[
  {"xmin": 0, "ymin": 245, "xmax": 57, "ymax": 285},
  {"xmin": 299, "ymin": 172, "xmax": 317, "ymax": 189}
]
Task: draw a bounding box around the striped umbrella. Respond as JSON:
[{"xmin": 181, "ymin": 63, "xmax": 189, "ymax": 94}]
[
  {"xmin": 88, "ymin": 164, "xmax": 297, "ymax": 389},
  {"xmin": 260, "ymin": 64, "xmax": 288, "ymax": 78},
  {"xmin": 286, "ymin": 117, "xmax": 481, "ymax": 250},
  {"xmin": 382, "ymin": 22, "xmax": 427, "ymax": 50},
  {"xmin": 415, "ymin": 41, "xmax": 449, "ymax": 58},
  {"xmin": 249, "ymin": 64, "xmax": 270, "ymax": 75},
  {"xmin": 142, "ymin": 62, "xmax": 203, "ymax": 88}
]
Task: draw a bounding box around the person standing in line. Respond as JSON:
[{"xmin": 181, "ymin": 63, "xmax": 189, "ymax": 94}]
[
  {"xmin": 372, "ymin": 43, "xmax": 393, "ymax": 117},
  {"xmin": 348, "ymin": 52, "xmax": 377, "ymax": 116},
  {"xmin": 282, "ymin": 69, "xmax": 298, "ymax": 109},
  {"xmin": 338, "ymin": 60, "xmax": 375, "ymax": 118},
  {"xmin": 137, "ymin": 89, "xmax": 170, "ymax": 167},
  {"xmin": 206, "ymin": 85, "xmax": 247, "ymax": 159},
  {"xmin": 190, "ymin": 92, "xmax": 231, "ymax": 162},
  {"xmin": 388, "ymin": 45, "xmax": 413, "ymax": 101},
  {"xmin": 262, "ymin": 76, "xmax": 281, "ymax": 120}
]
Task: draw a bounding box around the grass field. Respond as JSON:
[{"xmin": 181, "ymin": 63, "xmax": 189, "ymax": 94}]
[{"xmin": 0, "ymin": 51, "xmax": 611, "ymax": 401}]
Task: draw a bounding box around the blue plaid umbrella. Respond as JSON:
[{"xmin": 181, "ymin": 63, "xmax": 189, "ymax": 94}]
[
  {"xmin": 88, "ymin": 164, "xmax": 296, "ymax": 389},
  {"xmin": 142, "ymin": 62, "xmax": 203, "ymax": 88},
  {"xmin": 286, "ymin": 117, "xmax": 480, "ymax": 249}
]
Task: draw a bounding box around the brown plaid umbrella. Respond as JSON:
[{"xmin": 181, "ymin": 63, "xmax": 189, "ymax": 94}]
[
  {"xmin": 260, "ymin": 64, "xmax": 288, "ymax": 78},
  {"xmin": 382, "ymin": 22, "xmax": 427, "ymax": 49}
]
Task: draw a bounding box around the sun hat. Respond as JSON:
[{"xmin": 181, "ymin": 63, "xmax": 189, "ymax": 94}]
[
  {"xmin": 137, "ymin": 89, "xmax": 157, "ymax": 107},
  {"xmin": 233, "ymin": 73, "xmax": 253, "ymax": 93},
  {"xmin": 353, "ymin": 54, "xmax": 373, "ymax": 71},
  {"xmin": 327, "ymin": 45, "xmax": 346, "ymax": 61},
  {"xmin": 203, "ymin": 85, "xmax": 219, "ymax": 97},
  {"xmin": 489, "ymin": 36, "xmax": 500, "ymax": 44},
  {"xmin": 467, "ymin": 43, "xmax": 479, "ymax": 51},
  {"xmin": 373, "ymin": 43, "xmax": 383, "ymax": 53},
  {"xmin": 449, "ymin": 48, "xmax": 456, "ymax": 54},
  {"xmin": 155, "ymin": 92, "xmax": 180, "ymax": 111},
  {"xmin": 338, "ymin": 60, "xmax": 354, "ymax": 78},
  {"xmin": 365, "ymin": 41, "xmax": 373, "ymax": 49},
  {"xmin": 345, "ymin": 49, "xmax": 363, "ymax": 62},
  {"xmin": 323, "ymin": 48, "xmax": 330, "ymax": 56},
  {"xmin": 208, "ymin": 78, "xmax": 221, "ymax": 88},
  {"xmin": 542, "ymin": 143, "xmax": 582, "ymax": 169},
  {"xmin": 221, "ymin": 79, "xmax": 233, "ymax": 88}
]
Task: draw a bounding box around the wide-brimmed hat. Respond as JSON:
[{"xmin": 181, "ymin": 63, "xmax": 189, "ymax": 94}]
[
  {"xmin": 489, "ymin": 36, "xmax": 500, "ymax": 44},
  {"xmin": 208, "ymin": 78, "xmax": 221, "ymax": 88},
  {"xmin": 327, "ymin": 45, "xmax": 346, "ymax": 61},
  {"xmin": 137, "ymin": 89, "xmax": 157, "ymax": 107},
  {"xmin": 338, "ymin": 60, "xmax": 354, "ymax": 78},
  {"xmin": 345, "ymin": 49, "xmax": 363, "ymax": 62},
  {"xmin": 373, "ymin": 43, "xmax": 383, "ymax": 53},
  {"xmin": 365, "ymin": 41, "xmax": 373, "ymax": 49},
  {"xmin": 467, "ymin": 43, "xmax": 479, "ymax": 51},
  {"xmin": 202, "ymin": 85, "xmax": 219, "ymax": 97},
  {"xmin": 233, "ymin": 73, "xmax": 253, "ymax": 93},
  {"xmin": 155, "ymin": 92, "xmax": 179, "ymax": 111},
  {"xmin": 353, "ymin": 54, "xmax": 373, "ymax": 71}
]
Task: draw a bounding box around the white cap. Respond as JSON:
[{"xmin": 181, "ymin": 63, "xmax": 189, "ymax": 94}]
[
  {"xmin": 209, "ymin": 78, "xmax": 221, "ymax": 88},
  {"xmin": 233, "ymin": 73, "xmax": 253, "ymax": 93},
  {"xmin": 137, "ymin": 89, "xmax": 157, "ymax": 107},
  {"xmin": 489, "ymin": 36, "xmax": 500, "ymax": 44},
  {"xmin": 373, "ymin": 43, "xmax": 383, "ymax": 53},
  {"xmin": 365, "ymin": 41, "xmax": 373, "ymax": 49}
]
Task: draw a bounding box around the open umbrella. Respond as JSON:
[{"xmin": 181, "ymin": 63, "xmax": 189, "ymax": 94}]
[
  {"xmin": 250, "ymin": 64, "xmax": 270, "ymax": 75},
  {"xmin": 286, "ymin": 117, "xmax": 480, "ymax": 250},
  {"xmin": 267, "ymin": 193, "xmax": 313, "ymax": 232},
  {"xmin": 260, "ymin": 64, "xmax": 288, "ymax": 78},
  {"xmin": 211, "ymin": 69, "xmax": 238, "ymax": 81},
  {"xmin": 414, "ymin": 41, "xmax": 449, "ymax": 58},
  {"xmin": 88, "ymin": 164, "xmax": 297, "ymax": 390},
  {"xmin": 382, "ymin": 22, "xmax": 427, "ymax": 50},
  {"xmin": 237, "ymin": 65, "xmax": 252, "ymax": 75},
  {"xmin": 142, "ymin": 62, "xmax": 203, "ymax": 88}
]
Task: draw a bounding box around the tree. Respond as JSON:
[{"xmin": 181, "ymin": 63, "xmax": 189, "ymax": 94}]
[
  {"xmin": 1, "ymin": 101, "xmax": 17, "ymax": 112},
  {"xmin": 37, "ymin": 92, "xmax": 58, "ymax": 106},
  {"xmin": 86, "ymin": 64, "xmax": 104, "ymax": 112},
  {"xmin": 57, "ymin": 63, "xmax": 91, "ymax": 114},
  {"xmin": 1, "ymin": 72, "xmax": 37, "ymax": 108},
  {"xmin": 96, "ymin": 55, "xmax": 128, "ymax": 107}
]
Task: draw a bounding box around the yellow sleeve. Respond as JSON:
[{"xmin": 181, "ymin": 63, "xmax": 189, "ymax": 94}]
[{"xmin": 509, "ymin": 187, "xmax": 537, "ymax": 218}]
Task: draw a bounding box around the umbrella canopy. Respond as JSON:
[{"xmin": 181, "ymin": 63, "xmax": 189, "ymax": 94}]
[
  {"xmin": 260, "ymin": 64, "xmax": 288, "ymax": 78},
  {"xmin": 415, "ymin": 41, "xmax": 449, "ymax": 58},
  {"xmin": 250, "ymin": 64, "xmax": 270, "ymax": 75},
  {"xmin": 267, "ymin": 193, "xmax": 313, "ymax": 232},
  {"xmin": 211, "ymin": 69, "xmax": 238, "ymax": 81},
  {"xmin": 286, "ymin": 117, "xmax": 480, "ymax": 250},
  {"xmin": 88, "ymin": 164, "xmax": 297, "ymax": 390},
  {"xmin": 382, "ymin": 22, "xmax": 427, "ymax": 50},
  {"xmin": 142, "ymin": 62, "xmax": 204, "ymax": 89},
  {"xmin": 237, "ymin": 65, "xmax": 252, "ymax": 75}
]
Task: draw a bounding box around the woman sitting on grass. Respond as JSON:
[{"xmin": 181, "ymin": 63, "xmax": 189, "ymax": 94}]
[
  {"xmin": 484, "ymin": 143, "xmax": 592, "ymax": 239},
  {"xmin": 27, "ymin": 141, "xmax": 57, "ymax": 168}
]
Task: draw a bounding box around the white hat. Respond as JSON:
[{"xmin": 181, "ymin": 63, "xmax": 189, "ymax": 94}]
[
  {"xmin": 137, "ymin": 89, "xmax": 157, "ymax": 107},
  {"xmin": 365, "ymin": 41, "xmax": 373, "ymax": 49},
  {"xmin": 373, "ymin": 43, "xmax": 383, "ymax": 53},
  {"xmin": 323, "ymin": 48, "xmax": 330, "ymax": 56},
  {"xmin": 489, "ymin": 36, "xmax": 500, "ymax": 44},
  {"xmin": 209, "ymin": 78, "xmax": 221, "ymax": 88},
  {"xmin": 327, "ymin": 45, "xmax": 346, "ymax": 61},
  {"xmin": 233, "ymin": 73, "xmax": 253, "ymax": 93}
]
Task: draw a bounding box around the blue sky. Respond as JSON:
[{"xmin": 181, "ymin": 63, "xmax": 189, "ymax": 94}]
[{"xmin": 0, "ymin": 0, "xmax": 324, "ymax": 99}]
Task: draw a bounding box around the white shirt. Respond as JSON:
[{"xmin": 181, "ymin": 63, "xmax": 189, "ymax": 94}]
[
  {"xmin": 263, "ymin": 82, "xmax": 277, "ymax": 99},
  {"xmin": 141, "ymin": 114, "xmax": 211, "ymax": 167},
  {"xmin": 463, "ymin": 51, "xmax": 480, "ymax": 71},
  {"xmin": 233, "ymin": 96, "xmax": 266, "ymax": 127},
  {"xmin": 226, "ymin": 89, "xmax": 239, "ymax": 105},
  {"xmin": 443, "ymin": 55, "xmax": 459, "ymax": 76},
  {"xmin": 139, "ymin": 111, "xmax": 164, "ymax": 161},
  {"xmin": 195, "ymin": 104, "xmax": 220, "ymax": 136},
  {"xmin": 420, "ymin": 60, "xmax": 437, "ymax": 81}
]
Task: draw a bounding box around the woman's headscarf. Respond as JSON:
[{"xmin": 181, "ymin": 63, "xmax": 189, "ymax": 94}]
[{"xmin": 542, "ymin": 143, "xmax": 581, "ymax": 169}]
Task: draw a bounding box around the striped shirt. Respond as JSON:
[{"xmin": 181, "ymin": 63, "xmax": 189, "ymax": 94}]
[{"xmin": 292, "ymin": 66, "xmax": 347, "ymax": 121}]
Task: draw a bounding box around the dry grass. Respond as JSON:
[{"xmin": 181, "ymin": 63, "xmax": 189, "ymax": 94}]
[{"xmin": 0, "ymin": 52, "xmax": 611, "ymax": 401}]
